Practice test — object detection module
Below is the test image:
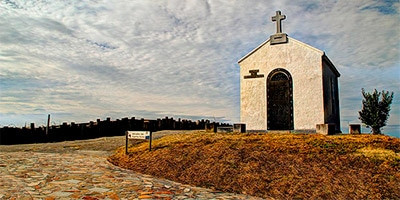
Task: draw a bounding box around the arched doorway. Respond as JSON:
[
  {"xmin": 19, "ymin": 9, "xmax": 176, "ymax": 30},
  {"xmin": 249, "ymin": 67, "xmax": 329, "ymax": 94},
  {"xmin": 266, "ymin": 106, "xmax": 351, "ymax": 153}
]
[{"xmin": 267, "ymin": 69, "xmax": 294, "ymax": 130}]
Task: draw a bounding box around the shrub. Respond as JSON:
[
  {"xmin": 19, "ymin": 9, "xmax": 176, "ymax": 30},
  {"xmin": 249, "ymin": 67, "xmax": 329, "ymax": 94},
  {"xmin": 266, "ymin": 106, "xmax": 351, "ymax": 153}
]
[{"xmin": 359, "ymin": 88, "xmax": 394, "ymax": 134}]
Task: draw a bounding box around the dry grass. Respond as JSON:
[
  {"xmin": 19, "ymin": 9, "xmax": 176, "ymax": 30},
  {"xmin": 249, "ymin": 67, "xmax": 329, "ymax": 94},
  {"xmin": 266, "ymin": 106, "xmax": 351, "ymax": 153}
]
[
  {"xmin": 108, "ymin": 132, "xmax": 400, "ymax": 199},
  {"xmin": 355, "ymin": 147, "xmax": 400, "ymax": 161}
]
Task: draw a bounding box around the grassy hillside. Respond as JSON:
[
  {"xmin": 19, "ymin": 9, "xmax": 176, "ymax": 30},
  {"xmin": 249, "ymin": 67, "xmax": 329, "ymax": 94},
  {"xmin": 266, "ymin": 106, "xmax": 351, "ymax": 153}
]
[{"xmin": 108, "ymin": 132, "xmax": 400, "ymax": 199}]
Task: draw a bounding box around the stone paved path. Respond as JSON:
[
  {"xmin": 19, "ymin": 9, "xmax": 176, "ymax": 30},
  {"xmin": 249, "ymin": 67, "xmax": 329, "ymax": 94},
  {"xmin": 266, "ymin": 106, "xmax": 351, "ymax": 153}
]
[{"xmin": 0, "ymin": 137, "xmax": 264, "ymax": 200}]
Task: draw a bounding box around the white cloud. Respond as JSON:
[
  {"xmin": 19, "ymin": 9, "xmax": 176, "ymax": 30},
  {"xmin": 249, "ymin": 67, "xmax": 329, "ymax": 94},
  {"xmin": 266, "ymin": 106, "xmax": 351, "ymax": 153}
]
[{"xmin": 0, "ymin": 0, "xmax": 399, "ymax": 134}]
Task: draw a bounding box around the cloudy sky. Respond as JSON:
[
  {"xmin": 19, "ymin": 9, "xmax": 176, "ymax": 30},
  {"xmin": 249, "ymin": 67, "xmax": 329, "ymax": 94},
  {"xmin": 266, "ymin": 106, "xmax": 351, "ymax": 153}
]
[{"xmin": 0, "ymin": 0, "xmax": 399, "ymax": 133}]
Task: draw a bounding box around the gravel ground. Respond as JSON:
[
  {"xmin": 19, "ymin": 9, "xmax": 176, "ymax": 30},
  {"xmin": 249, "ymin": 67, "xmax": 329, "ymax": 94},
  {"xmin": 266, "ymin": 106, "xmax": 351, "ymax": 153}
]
[{"xmin": 0, "ymin": 130, "xmax": 195, "ymax": 154}]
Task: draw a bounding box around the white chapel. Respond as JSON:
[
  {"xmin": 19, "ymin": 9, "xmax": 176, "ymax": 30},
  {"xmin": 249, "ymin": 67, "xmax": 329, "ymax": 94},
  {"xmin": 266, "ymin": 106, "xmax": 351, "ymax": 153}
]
[{"xmin": 238, "ymin": 11, "xmax": 341, "ymax": 132}]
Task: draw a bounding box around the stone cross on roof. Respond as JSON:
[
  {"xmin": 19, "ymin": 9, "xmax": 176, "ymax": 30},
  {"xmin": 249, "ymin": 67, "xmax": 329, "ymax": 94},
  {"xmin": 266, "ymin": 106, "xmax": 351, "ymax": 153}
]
[
  {"xmin": 270, "ymin": 10, "xmax": 288, "ymax": 45},
  {"xmin": 272, "ymin": 10, "xmax": 286, "ymax": 34}
]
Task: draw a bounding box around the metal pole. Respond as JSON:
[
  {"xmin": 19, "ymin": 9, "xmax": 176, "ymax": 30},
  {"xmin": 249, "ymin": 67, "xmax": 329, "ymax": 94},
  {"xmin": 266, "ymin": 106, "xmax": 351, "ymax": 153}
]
[
  {"xmin": 149, "ymin": 131, "xmax": 152, "ymax": 151},
  {"xmin": 125, "ymin": 131, "xmax": 128, "ymax": 154},
  {"xmin": 46, "ymin": 114, "xmax": 50, "ymax": 135}
]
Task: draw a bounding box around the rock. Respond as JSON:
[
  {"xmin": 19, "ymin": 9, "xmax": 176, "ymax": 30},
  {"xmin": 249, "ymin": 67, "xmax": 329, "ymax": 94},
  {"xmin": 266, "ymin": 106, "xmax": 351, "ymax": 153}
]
[
  {"xmin": 164, "ymin": 184, "xmax": 172, "ymax": 189},
  {"xmin": 82, "ymin": 196, "xmax": 99, "ymax": 200},
  {"xmin": 144, "ymin": 181, "xmax": 153, "ymax": 188},
  {"xmin": 89, "ymin": 187, "xmax": 111, "ymax": 193},
  {"xmin": 50, "ymin": 191, "xmax": 73, "ymax": 197},
  {"xmin": 66, "ymin": 179, "xmax": 81, "ymax": 184},
  {"xmin": 138, "ymin": 195, "xmax": 152, "ymax": 199},
  {"xmin": 139, "ymin": 192, "xmax": 152, "ymax": 195},
  {"xmin": 27, "ymin": 181, "xmax": 42, "ymax": 187}
]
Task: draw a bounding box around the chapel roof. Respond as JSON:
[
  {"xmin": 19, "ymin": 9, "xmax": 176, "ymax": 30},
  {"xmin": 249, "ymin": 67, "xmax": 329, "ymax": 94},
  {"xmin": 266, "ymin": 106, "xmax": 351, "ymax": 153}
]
[
  {"xmin": 237, "ymin": 36, "xmax": 340, "ymax": 77},
  {"xmin": 238, "ymin": 37, "xmax": 323, "ymax": 63}
]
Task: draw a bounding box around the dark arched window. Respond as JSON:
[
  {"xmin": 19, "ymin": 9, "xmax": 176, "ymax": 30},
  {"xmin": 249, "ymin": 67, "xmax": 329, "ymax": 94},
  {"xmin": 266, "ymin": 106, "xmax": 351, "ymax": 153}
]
[{"xmin": 271, "ymin": 72, "xmax": 289, "ymax": 81}]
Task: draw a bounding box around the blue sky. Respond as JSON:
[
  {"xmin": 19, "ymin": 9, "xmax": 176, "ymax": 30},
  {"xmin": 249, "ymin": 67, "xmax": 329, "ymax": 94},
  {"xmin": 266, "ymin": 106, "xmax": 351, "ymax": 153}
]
[{"xmin": 0, "ymin": 0, "xmax": 399, "ymax": 134}]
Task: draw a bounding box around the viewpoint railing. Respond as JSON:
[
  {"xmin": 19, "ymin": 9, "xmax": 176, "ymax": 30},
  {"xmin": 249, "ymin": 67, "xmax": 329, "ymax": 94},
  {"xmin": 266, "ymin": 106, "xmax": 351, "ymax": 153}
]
[{"xmin": 0, "ymin": 117, "xmax": 230, "ymax": 145}]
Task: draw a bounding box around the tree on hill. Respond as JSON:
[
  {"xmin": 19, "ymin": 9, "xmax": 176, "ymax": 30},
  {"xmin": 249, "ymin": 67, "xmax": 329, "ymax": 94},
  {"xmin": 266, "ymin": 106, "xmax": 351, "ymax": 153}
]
[{"xmin": 359, "ymin": 88, "xmax": 394, "ymax": 134}]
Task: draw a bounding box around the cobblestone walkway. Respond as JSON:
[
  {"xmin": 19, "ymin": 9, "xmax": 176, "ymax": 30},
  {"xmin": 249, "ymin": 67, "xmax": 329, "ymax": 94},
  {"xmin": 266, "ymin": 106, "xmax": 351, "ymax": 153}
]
[{"xmin": 0, "ymin": 150, "xmax": 263, "ymax": 200}]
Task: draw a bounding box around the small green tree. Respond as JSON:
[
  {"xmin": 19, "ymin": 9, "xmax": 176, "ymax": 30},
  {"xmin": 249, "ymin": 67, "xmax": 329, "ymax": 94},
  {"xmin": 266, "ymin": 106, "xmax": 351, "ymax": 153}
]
[{"xmin": 358, "ymin": 88, "xmax": 394, "ymax": 134}]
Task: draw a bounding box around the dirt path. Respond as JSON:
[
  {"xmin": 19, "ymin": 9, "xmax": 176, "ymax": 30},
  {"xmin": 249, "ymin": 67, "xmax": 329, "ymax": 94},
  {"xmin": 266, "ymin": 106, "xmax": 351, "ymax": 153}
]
[{"xmin": 0, "ymin": 130, "xmax": 192, "ymax": 154}]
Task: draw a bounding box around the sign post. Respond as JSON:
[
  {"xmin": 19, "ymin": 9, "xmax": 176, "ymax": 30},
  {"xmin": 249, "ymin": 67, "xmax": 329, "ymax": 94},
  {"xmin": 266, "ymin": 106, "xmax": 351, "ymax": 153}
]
[
  {"xmin": 125, "ymin": 131, "xmax": 128, "ymax": 154},
  {"xmin": 125, "ymin": 131, "xmax": 152, "ymax": 154},
  {"xmin": 149, "ymin": 132, "xmax": 152, "ymax": 151}
]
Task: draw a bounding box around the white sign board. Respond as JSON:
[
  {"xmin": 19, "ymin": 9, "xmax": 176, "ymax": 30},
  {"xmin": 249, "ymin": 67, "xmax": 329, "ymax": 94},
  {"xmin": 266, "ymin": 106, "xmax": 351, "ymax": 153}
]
[{"xmin": 127, "ymin": 131, "xmax": 150, "ymax": 140}]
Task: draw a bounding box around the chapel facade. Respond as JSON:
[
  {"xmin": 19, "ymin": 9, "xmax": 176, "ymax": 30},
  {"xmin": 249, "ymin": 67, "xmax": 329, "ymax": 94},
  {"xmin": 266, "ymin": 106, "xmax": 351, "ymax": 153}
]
[{"xmin": 238, "ymin": 11, "xmax": 341, "ymax": 132}]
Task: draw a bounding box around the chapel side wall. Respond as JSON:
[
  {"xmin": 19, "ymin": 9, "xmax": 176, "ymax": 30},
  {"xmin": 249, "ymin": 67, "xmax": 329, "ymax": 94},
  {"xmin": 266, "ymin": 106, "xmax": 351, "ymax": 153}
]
[
  {"xmin": 239, "ymin": 57, "xmax": 267, "ymax": 130},
  {"xmin": 322, "ymin": 60, "xmax": 341, "ymax": 131}
]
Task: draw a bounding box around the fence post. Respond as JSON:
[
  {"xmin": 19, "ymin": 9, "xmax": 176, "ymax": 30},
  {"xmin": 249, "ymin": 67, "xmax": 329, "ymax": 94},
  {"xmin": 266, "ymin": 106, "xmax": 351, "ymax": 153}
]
[
  {"xmin": 149, "ymin": 132, "xmax": 152, "ymax": 151},
  {"xmin": 125, "ymin": 131, "xmax": 128, "ymax": 154},
  {"xmin": 46, "ymin": 114, "xmax": 50, "ymax": 135}
]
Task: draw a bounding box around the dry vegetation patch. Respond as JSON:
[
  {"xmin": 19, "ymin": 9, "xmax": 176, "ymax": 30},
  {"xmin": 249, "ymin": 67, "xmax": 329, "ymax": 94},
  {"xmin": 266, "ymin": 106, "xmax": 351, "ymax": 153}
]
[{"xmin": 108, "ymin": 132, "xmax": 400, "ymax": 199}]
